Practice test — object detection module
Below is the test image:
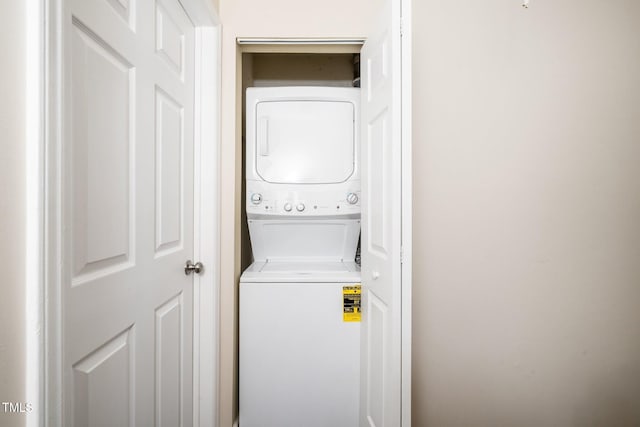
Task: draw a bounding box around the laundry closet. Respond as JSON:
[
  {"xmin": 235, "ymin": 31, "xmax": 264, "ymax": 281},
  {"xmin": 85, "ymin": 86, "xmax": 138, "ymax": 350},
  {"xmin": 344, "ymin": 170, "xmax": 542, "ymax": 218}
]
[
  {"xmin": 220, "ymin": 0, "xmax": 409, "ymax": 424},
  {"xmin": 238, "ymin": 48, "xmax": 363, "ymax": 427}
]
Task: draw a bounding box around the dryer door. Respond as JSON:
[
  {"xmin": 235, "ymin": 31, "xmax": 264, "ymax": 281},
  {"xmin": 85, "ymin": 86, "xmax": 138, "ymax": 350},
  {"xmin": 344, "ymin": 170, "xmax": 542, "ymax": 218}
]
[{"xmin": 254, "ymin": 100, "xmax": 355, "ymax": 184}]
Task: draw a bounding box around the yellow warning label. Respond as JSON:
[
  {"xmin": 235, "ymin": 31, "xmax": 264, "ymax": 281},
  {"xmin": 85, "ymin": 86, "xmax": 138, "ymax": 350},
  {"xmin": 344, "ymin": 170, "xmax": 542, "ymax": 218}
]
[{"xmin": 343, "ymin": 285, "xmax": 361, "ymax": 322}]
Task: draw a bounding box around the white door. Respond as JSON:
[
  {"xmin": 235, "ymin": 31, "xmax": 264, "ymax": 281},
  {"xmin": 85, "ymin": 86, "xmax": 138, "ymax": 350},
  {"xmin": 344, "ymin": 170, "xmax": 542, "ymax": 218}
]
[
  {"xmin": 360, "ymin": 0, "xmax": 403, "ymax": 425},
  {"xmin": 62, "ymin": 0, "xmax": 195, "ymax": 424}
]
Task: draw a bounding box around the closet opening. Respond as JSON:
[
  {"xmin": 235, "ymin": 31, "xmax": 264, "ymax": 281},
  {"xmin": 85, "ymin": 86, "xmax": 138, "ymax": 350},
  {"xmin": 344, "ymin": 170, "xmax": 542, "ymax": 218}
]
[{"xmin": 238, "ymin": 46, "xmax": 364, "ymax": 271}]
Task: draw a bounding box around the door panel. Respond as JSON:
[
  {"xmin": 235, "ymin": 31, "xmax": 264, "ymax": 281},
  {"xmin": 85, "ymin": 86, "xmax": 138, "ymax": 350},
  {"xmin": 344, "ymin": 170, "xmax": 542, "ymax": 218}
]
[
  {"xmin": 360, "ymin": 0, "xmax": 403, "ymax": 425},
  {"xmin": 72, "ymin": 328, "xmax": 134, "ymax": 427},
  {"xmin": 366, "ymin": 293, "xmax": 387, "ymax": 427},
  {"xmin": 155, "ymin": 87, "xmax": 185, "ymax": 255},
  {"xmin": 367, "ymin": 108, "xmax": 390, "ymax": 260},
  {"xmin": 62, "ymin": 0, "xmax": 195, "ymax": 425},
  {"xmin": 156, "ymin": 2, "xmax": 185, "ymax": 77},
  {"xmin": 70, "ymin": 18, "xmax": 134, "ymax": 284},
  {"xmin": 104, "ymin": 0, "xmax": 132, "ymax": 25},
  {"xmin": 155, "ymin": 294, "xmax": 184, "ymax": 427}
]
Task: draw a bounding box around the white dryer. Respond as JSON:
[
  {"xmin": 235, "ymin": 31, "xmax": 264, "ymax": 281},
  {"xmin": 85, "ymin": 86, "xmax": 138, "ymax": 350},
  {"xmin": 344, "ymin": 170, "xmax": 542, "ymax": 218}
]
[
  {"xmin": 244, "ymin": 86, "xmax": 361, "ymax": 260},
  {"xmin": 240, "ymin": 87, "xmax": 361, "ymax": 427}
]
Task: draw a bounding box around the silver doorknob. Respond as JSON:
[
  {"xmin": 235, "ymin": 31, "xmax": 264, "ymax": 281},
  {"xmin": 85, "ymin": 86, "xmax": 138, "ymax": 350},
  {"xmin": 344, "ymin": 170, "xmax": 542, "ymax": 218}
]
[{"xmin": 184, "ymin": 260, "xmax": 204, "ymax": 275}]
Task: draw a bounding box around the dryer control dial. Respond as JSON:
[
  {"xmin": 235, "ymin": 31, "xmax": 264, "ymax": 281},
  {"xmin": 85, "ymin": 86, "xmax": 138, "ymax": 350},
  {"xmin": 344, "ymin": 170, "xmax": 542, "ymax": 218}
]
[
  {"xmin": 346, "ymin": 193, "xmax": 359, "ymax": 204},
  {"xmin": 250, "ymin": 193, "xmax": 262, "ymax": 204},
  {"xmin": 284, "ymin": 203, "xmax": 293, "ymax": 212},
  {"xmin": 296, "ymin": 203, "xmax": 306, "ymax": 212}
]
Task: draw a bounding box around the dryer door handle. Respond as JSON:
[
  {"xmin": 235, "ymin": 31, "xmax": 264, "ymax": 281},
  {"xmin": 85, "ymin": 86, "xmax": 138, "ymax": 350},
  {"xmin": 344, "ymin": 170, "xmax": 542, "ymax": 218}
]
[{"xmin": 259, "ymin": 116, "xmax": 269, "ymax": 156}]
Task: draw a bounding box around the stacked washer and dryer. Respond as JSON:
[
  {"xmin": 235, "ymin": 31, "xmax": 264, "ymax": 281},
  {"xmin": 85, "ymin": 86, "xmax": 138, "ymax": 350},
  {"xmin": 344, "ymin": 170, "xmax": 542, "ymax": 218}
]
[{"xmin": 240, "ymin": 86, "xmax": 361, "ymax": 427}]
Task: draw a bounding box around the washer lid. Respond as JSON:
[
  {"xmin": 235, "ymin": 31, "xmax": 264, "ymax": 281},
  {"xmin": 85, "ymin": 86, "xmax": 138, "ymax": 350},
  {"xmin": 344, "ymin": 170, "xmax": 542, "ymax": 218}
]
[
  {"xmin": 240, "ymin": 261, "xmax": 361, "ymax": 283},
  {"xmin": 254, "ymin": 100, "xmax": 355, "ymax": 184}
]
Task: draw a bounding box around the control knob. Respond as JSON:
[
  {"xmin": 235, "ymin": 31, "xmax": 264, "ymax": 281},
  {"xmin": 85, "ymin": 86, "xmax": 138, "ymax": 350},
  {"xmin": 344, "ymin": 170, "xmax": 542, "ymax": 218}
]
[
  {"xmin": 296, "ymin": 203, "xmax": 305, "ymax": 212},
  {"xmin": 346, "ymin": 193, "xmax": 359, "ymax": 204},
  {"xmin": 284, "ymin": 203, "xmax": 293, "ymax": 212},
  {"xmin": 250, "ymin": 193, "xmax": 262, "ymax": 204}
]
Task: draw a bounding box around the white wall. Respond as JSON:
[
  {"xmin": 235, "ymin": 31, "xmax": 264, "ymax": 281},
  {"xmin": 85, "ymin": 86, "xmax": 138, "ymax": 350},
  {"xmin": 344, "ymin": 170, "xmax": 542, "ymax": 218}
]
[
  {"xmin": 217, "ymin": 1, "xmax": 372, "ymax": 425},
  {"xmin": 412, "ymin": 0, "xmax": 640, "ymax": 425},
  {"xmin": 0, "ymin": 2, "xmax": 26, "ymax": 427}
]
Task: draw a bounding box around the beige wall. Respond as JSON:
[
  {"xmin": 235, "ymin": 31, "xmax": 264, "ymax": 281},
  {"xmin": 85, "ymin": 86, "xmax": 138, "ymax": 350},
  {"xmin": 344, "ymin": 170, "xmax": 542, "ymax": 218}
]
[
  {"xmin": 217, "ymin": 1, "xmax": 372, "ymax": 425},
  {"xmin": 0, "ymin": 2, "xmax": 26, "ymax": 427},
  {"xmin": 412, "ymin": 0, "xmax": 640, "ymax": 425}
]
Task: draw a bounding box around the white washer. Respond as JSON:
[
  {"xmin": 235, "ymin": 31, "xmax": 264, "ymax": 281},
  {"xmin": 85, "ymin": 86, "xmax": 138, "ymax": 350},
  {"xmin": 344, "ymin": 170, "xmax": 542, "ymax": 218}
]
[{"xmin": 239, "ymin": 261, "xmax": 360, "ymax": 427}]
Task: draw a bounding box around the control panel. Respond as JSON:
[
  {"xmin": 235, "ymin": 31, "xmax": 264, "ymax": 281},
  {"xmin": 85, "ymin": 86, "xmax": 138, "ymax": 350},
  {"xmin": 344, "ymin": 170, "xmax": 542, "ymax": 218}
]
[{"xmin": 246, "ymin": 183, "xmax": 361, "ymax": 217}]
